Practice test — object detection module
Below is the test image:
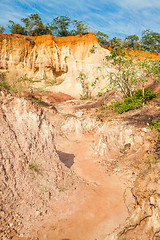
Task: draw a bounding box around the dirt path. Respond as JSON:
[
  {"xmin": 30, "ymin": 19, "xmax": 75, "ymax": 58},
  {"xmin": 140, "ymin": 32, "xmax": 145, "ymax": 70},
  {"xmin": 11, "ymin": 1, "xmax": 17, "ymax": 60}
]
[{"xmin": 36, "ymin": 134, "xmax": 129, "ymax": 240}]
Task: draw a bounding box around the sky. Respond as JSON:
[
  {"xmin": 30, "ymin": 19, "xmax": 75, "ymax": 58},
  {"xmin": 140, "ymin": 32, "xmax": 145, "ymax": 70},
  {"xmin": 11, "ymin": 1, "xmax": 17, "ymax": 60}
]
[{"xmin": 0, "ymin": 0, "xmax": 160, "ymax": 39}]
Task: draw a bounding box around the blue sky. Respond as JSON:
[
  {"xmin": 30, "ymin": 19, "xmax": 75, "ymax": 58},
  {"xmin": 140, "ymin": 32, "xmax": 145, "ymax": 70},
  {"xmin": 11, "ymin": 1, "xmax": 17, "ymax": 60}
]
[{"xmin": 0, "ymin": 0, "xmax": 160, "ymax": 39}]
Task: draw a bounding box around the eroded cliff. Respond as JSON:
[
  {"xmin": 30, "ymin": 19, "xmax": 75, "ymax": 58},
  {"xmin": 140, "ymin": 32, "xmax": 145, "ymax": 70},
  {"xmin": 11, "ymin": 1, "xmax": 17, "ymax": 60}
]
[
  {"xmin": 0, "ymin": 88, "xmax": 81, "ymax": 239},
  {"xmin": 0, "ymin": 33, "xmax": 109, "ymax": 97}
]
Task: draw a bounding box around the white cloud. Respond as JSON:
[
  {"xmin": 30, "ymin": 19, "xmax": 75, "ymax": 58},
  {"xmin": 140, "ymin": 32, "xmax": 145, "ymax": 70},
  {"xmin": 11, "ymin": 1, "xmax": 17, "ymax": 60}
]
[
  {"xmin": 0, "ymin": 0, "xmax": 159, "ymax": 38},
  {"xmin": 99, "ymin": 0, "xmax": 160, "ymax": 10}
]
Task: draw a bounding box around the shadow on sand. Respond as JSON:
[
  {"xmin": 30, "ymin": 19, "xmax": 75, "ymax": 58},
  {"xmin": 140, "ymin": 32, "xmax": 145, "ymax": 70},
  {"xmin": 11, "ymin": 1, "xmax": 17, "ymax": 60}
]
[{"xmin": 57, "ymin": 150, "xmax": 75, "ymax": 168}]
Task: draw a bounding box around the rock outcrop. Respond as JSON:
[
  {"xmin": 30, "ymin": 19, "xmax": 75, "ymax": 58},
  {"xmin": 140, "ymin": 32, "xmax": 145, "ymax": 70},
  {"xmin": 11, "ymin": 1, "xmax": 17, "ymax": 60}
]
[
  {"xmin": 0, "ymin": 33, "xmax": 110, "ymax": 97},
  {"xmin": 106, "ymin": 162, "xmax": 160, "ymax": 240}
]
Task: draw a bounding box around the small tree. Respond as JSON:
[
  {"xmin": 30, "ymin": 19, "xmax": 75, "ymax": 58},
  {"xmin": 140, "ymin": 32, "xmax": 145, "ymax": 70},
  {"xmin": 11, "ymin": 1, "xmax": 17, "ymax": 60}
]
[
  {"xmin": 77, "ymin": 72, "xmax": 90, "ymax": 99},
  {"xmin": 124, "ymin": 34, "xmax": 140, "ymax": 50},
  {"xmin": 109, "ymin": 37, "xmax": 124, "ymax": 50},
  {"xmin": 138, "ymin": 59, "xmax": 160, "ymax": 99},
  {"xmin": 71, "ymin": 20, "xmax": 88, "ymax": 35},
  {"xmin": 106, "ymin": 48, "xmax": 160, "ymax": 104},
  {"xmin": 141, "ymin": 29, "xmax": 160, "ymax": 53},
  {"xmin": 8, "ymin": 20, "xmax": 27, "ymax": 35},
  {"xmin": 21, "ymin": 14, "xmax": 51, "ymax": 36},
  {"xmin": 140, "ymin": 59, "xmax": 160, "ymax": 81},
  {"xmin": 50, "ymin": 16, "xmax": 71, "ymax": 36},
  {"xmin": 0, "ymin": 25, "xmax": 5, "ymax": 33},
  {"xmin": 106, "ymin": 49, "xmax": 140, "ymax": 97},
  {"xmin": 96, "ymin": 31, "xmax": 109, "ymax": 46}
]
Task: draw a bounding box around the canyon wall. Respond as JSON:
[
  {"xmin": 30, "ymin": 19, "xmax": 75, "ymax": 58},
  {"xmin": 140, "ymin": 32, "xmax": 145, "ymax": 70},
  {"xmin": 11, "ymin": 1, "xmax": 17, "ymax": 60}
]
[
  {"xmin": 0, "ymin": 88, "xmax": 81, "ymax": 238},
  {"xmin": 0, "ymin": 33, "xmax": 110, "ymax": 97}
]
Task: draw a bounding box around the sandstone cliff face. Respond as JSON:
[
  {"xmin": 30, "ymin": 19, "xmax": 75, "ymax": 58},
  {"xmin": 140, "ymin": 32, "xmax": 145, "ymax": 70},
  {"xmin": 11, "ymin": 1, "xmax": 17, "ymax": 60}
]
[
  {"xmin": 0, "ymin": 33, "xmax": 110, "ymax": 97},
  {"xmin": 0, "ymin": 88, "xmax": 80, "ymax": 239}
]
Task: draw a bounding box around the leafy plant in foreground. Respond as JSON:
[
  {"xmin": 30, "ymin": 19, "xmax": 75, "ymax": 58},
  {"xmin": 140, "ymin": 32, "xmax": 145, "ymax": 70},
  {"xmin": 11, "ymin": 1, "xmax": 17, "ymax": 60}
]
[{"xmin": 109, "ymin": 88, "xmax": 157, "ymax": 113}]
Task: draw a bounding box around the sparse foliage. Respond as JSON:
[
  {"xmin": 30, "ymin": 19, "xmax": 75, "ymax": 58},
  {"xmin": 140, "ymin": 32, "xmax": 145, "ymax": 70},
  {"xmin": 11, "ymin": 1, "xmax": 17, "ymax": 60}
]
[
  {"xmin": 77, "ymin": 72, "xmax": 91, "ymax": 99},
  {"xmin": 96, "ymin": 31, "xmax": 109, "ymax": 46},
  {"xmin": 7, "ymin": 76, "xmax": 34, "ymax": 93},
  {"xmin": 109, "ymin": 88, "xmax": 157, "ymax": 113},
  {"xmin": 139, "ymin": 59, "xmax": 160, "ymax": 81},
  {"xmin": 141, "ymin": 29, "xmax": 160, "ymax": 53},
  {"xmin": 124, "ymin": 34, "xmax": 140, "ymax": 50},
  {"xmin": 106, "ymin": 49, "xmax": 139, "ymax": 97},
  {"xmin": 109, "ymin": 37, "xmax": 124, "ymax": 50},
  {"xmin": 147, "ymin": 121, "xmax": 160, "ymax": 139},
  {"xmin": 0, "ymin": 73, "xmax": 10, "ymax": 90},
  {"xmin": 0, "ymin": 25, "xmax": 5, "ymax": 33},
  {"xmin": 90, "ymin": 45, "xmax": 97, "ymax": 54},
  {"xmin": 21, "ymin": 14, "xmax": 51, "ymax": 36},
  {"xmin": 50, "ymin": 16, "xmax": 71, "ymax": 36},
  {"xmin": 106, "ymin": 48, "xmax": 160, "ymax": 100},
  {"xmin": 8, "ymin": 20, "xmax": 27, "ymax": 35},
  {"xmin": 28, "ymin": 161, "xmax": 41, "ymax": 173},
  {"xmin": 71, "ymin": 20, "xmax": 89, "ymax": 35}
]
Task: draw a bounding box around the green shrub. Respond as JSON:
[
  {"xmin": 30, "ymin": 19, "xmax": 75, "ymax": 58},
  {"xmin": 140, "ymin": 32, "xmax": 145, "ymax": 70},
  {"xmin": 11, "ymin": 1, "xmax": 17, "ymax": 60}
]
[
  {"xmin": 28, "ymin": 162, "xmax": 41, "ymax": 173},
  {"xmin": 147, "ymin": 120, "xmax": 160, "ymax": 139},
  {"xmin": 0, "ymin": 73, "xmax": 11, "ymax": 90},
  {"xmin": 32, "ymin": 96, "xmax": 43, "ymax": 104},
  {"xmin": 76, "ymin": 72, "xmax": 91, "ymax": 99},
  {"xmin": 109, "ymin": 88, "xmax": 157, "ymax": 113},
  {"xmin": 97, "ymin": 91, "xmax": 103, "ymax": 97},
  {"xmin": 134, "ymin": 88, "xmax": 157, "ymax": 103},
  {"xmin": 90, "ymin": 45, "xmax": 97, "ymax": 54}
]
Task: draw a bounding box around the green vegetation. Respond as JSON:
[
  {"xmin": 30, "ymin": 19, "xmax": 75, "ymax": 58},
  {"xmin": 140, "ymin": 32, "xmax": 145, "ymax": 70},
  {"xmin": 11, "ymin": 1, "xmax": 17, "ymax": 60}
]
[
  {"xmin": 8, "ymin": 76, "xmax": 39, "ymax": 94},
  {"xmin": 8, "ymin": 14, "xmax": 51, "ymax": 36},
  {"xmin": 68, "ymin": 19, "xmax": 88, "ymax": 36},
  {"xmin": 109, "ymin": 88, "xmax": 157, "ymax": 113},
  {"xmin": 105, "ymin": 48, "xmax": 159, "ymax": 102},
  {"xmin": 77, "ymin": 72, "xmax": 91, "ymax": 99},
  {"xmin": 2, "ymin": 14, "xmax": 159, "ymax": 52},
  {"xmin": 146, "ymin": 121, "xmax": 160, "ymax": 164},
  {"xmin": 106, "ymin": 30, "xmax": 160, "ymax": 53},
  {"xmin": 56, "ymin": 185, "xmax": 65, "ymax": 192},
  {"xmin": 0, "ymin": 74, "xmax": 43, "ymax": 101},
  {"xmin": 141, "ymin": 29, "xmax": 160, "ymax": 53},
  {"xmin": 124, "ymin": 34, "xmax": 140, "ymax": 50},
  {"xmin": 31, "ymin": 97, "xmax": 43, "ymax": 104},
  {"xmin": 77, "ymin": 47, "xmax": 159, "ymax": 105},
  {"xmin": 152, "ymin": 121, "xmax": 160, "ymax": 139},
  {"xmin": 45, "ymin": 77, "xmax": 64, "ymax": 86},
  {"xmin": 145, "ymin": 155, "xmax": 159, "ymax": 164},
  {"xmin": 0, "ymin": 25, "xmax": 5, "ymax": 33},
  {"xmin": 50, "ymin": 16, "xmax": 71, "ymax": 36},
  {"xmin": 96, "ymin": 31, "xmax": 109, "ymax": 46},
  {"xmin": 147, "ymin": 121, "xmax": 160, "ymax": 139},
  {"xmin": 106, "ymin": 49, "xmax": 139, "ymax": 97},
  {"xmin": 7, "ymin": 14, "xmax": 89, "ymax": 37},
  {"xmin": 28, "ymin": 161, "xmax": 41, "ymax": 174},
  {"xmin": 0, "ymin": 73, "xmax": 11, "ymax": 90},
  {"xmin": 109, "ymin": 37, "xmax": 124, "ymax": 50},
  {"xmin": 8, "ymin": 20, "xmax": 27, "ymax": 35},
  {"xmin": 139, "ymin": 59, "xmax": 160, "ymax": 82},
  {"xmin": 21, "ymin": 14, "xmax": 51, "ymax": 36},
  {"xmin": 90, "ymin": 45, "xmax": 97, "ymax": 54}
]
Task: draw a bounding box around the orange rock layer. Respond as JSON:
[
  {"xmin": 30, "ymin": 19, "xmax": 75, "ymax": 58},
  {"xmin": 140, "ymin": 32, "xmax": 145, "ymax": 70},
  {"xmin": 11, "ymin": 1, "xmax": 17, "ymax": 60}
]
[
  {"xmin": 124, "ymin": 49, "xmax": 160, "ymax": 60},
  {"xmin": 0, "ymin": 33, "xmax": 99, "ymax": 79}
]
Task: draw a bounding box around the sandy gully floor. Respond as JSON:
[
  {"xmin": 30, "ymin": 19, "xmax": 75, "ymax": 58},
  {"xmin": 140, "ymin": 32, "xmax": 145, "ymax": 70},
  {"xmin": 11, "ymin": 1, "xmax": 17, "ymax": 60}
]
[{"xmin": 31, "ymin": 134, "xmax": 129, "ymax": 240}]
